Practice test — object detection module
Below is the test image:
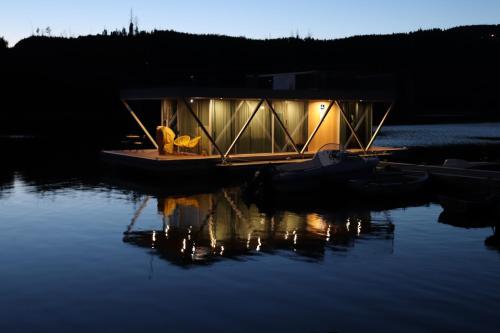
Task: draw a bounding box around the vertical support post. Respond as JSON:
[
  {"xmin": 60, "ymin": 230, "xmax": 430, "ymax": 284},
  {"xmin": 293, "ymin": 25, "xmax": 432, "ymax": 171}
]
[
  {"xmin": 365, "ymin": 103, "xmax": 393, "ymax": 151},
  {"xmin": 337, "ymin": 101, "xmax": 366, "ymax": 152},
  {"xmin": 122, "ymin": 100, "xmax": 158, "ymax": 149},
  {"xmin": 208, "ymin": 99, "xmax": 213, "ymax": 155},
  {"xmin": 161, "ymin": 100, "xmax": 166, "ymax": 126},
  {"xmin": 300, "ymin": 101, "xmax": 334, "ymax": 154},
  {"xmin": 271, "ymin": 112, "xmax": 275, "ymax": 154},
  {"xmin": 181, "ymin": 98, "xmax": 224, "ymax": 159},
  {"xmin": 266, "ymin": 99, "xmax": 300, "ymax": 154},
  {"xmin": 224, "ymin": 99, "xmax": 265, "ymax": 159}
]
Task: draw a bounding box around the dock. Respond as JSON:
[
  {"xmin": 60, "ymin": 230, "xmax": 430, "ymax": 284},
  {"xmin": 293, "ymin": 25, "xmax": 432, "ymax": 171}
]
[
  {"xmin": 101, "ymin": 148, "xmax": 500, "ymax": 192},
  {"xmin": 101, "ymin": 147, "xmax": 401, "ymax": 176},
  {"xmin": 382, "ymin": 161, "xmax": 500, "ymax": 191}
]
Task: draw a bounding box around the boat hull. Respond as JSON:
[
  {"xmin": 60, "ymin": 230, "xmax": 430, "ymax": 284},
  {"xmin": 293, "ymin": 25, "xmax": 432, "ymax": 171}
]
[
  {"xmin": 249, "ymin": 157, "xmax": 379, "ymax": 196},
  {"xmin": 347, "ymin": 171, "xmax": 430, "ymax": 198}
]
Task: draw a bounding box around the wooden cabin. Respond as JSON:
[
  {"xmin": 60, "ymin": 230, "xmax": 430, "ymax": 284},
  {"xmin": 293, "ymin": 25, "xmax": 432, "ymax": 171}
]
[{"xmin": 101, "ymin": 87, "xmax": 396, "ymax": 175}]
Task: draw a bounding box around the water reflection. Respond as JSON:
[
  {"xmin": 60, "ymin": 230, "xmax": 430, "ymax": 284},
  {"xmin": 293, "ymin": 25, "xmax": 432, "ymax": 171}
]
[
  {"xmin": 485, "ymin": 223, "xmax": 500, "ymax": 251},
  {"xmin": 123, "ymin": 189, "xmax": 395, "ymax": 267},
  {"xmin": 437, "ymin": 200, "xmax": 500, "ymax": 251},
  {"xmin": 0, "ymin": 171, "xmax": 15, "ymax": 199}
]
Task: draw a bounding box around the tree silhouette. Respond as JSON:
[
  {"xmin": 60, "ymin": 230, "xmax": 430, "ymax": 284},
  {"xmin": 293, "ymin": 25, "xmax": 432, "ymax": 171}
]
[
  {"xmin": 0, "ymin": 37, "xmax": 7, "ymax": 49},
  {"xmin": 0, "ymin": 23, "xmax": 499, "ymax": 144},
  {"xmin": 129, "ymin": 21, "xmax": 134, "ymax": 36},
  {"xmin": 129, "ymin": 9, "xmax": 138, "ymax": 36}
]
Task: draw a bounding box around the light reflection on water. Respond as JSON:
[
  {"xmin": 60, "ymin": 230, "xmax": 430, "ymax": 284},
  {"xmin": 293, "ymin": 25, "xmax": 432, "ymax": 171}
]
[
  {"xmin": 0, "ymin": 170, "xmax": 499, "ymax": 333},
  {"xmin": 2, "ymin": 119, "xmax": 500, "ymax": 333},
  {"xmin": 123, "ymin": 191, "xmax": 395, "ymax": 266}
]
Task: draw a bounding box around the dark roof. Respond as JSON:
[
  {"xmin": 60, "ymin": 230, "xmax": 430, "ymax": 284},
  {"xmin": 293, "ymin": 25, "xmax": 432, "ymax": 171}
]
[{"xmin": 120, "ymin": 86, "xmax": 394, "ymax": 102}]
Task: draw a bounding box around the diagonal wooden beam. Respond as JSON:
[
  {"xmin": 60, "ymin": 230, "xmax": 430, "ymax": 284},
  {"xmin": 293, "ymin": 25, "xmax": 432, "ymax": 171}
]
[
  {"xmin": 265, "ymin": 99, "xmax": 300, "ymax": 154},
  {"xmin": 345, "ymin": 109, "xmax": 369, "ymax": 148},
  {"xmin": 124, "ymin": 196, "xmax": 150, "ymax": 235},
  {"xmin": 224, "ymin": 99, "xmax": 265, "ymax": 159},
  {"xmin": 168, "ymin": 112, "xmax": 177, "ymax": 128},
  {"xmin": 336, "ymin": 101, "xmax": 366, "ymax": 152},
  {"xmin": 282, "ymin": 107, "xmax": 309, "ymax": 152},
  {"xmin": 365, "ymin": 103, "xmax": 393, "ymax": 151},
  {"xmin": 122, "ymin": 100, "xmax": 158, "ymax": 149},
  {"xmin": 300, "ymin": 101, "xmax": 335, "ymax": 154},
  {"xmin": 181, "ymin": 98, "xmax": 224, "ymax": 158},
  {"xmin": 214, "ymin": 100, "xmax": 245, "ymax": 145}
]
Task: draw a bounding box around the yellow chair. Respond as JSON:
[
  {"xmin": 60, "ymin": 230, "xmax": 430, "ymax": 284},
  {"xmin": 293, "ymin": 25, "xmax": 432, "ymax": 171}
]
[
  {"xmin": 164, "ymin": 127, "xmax": 176, "ymax": 154},
  {"xmin": 174, "ymin": 135, "xmax": 191, "ymax": 152},
  {"xmin": 156, "ymin": 126, "xmax": 176, "ymax": 155},
  {"xmin": 187, "ymin": 136, "xmax": 202, "ymax": 149}
]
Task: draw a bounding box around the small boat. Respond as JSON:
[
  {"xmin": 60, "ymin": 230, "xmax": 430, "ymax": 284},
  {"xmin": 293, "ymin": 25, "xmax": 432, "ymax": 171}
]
[
  {"xmin": 443, "ymin": 159, "xmax": 500, "ymax": 172},
  {"xmin": 347, "ymin": 168, "xmax": 430, "ymax": 198},
  {"xmin": 246, "ymin": 144, "xmax": 379, "ymax": 196}
]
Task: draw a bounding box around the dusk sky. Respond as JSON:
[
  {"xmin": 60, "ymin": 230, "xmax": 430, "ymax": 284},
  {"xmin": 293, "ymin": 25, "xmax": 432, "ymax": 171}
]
[{"xmin": 1, "ymin": 0, "xmax": 500, "ymax": 45}]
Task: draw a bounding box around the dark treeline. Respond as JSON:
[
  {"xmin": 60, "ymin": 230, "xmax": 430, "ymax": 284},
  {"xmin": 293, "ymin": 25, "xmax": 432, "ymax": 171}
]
[{"xmin": 0, "ymin": 25, "xmax": 499, "ymax": 149}]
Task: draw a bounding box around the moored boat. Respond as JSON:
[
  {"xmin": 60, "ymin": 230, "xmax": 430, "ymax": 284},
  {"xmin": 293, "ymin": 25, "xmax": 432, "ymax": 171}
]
[
  {"xmin": 347, "ymin": 169, "xmax": 430, "ymax": 198},
  {"xmin": 443, "ymin": 159, "xmax": 500, "ymax": 172},
  {"xmin": 246, "ymin": 144, "xmax": 379, "ymax": 196}
]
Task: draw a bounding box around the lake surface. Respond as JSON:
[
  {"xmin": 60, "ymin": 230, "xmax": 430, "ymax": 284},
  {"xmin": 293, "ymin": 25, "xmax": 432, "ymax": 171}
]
[
  {"xmin": 375, "ymin": 122, "xmax": 500, "ymax": 148},
  {"xmin": 1, "ymin": 123, "xmax": 500, "ymax": 333}
]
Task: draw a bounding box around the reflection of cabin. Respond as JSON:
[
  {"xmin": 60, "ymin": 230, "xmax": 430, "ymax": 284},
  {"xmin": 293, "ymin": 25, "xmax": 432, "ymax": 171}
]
[
  {"xmin": 123, "ymin": 190, "xmax": 395, "ymax": 266},
  {"xmin": 102, "ymin": 87, "xmax": 395, "ymax": 174}
]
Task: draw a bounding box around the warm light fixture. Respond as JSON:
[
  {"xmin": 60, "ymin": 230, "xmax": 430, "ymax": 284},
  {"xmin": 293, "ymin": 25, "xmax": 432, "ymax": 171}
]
[
  {"xmin": 319, "ymin": 103, "xmax": 327, "ymax": 117},
  {"xmin": 190, "ymin": 98, "xmax": 194, "ymax": 103}
]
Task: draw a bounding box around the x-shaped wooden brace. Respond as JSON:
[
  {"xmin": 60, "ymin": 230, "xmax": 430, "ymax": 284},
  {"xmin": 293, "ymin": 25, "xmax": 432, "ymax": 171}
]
[
  {"xmin": 336, "ymin": 101, "xmax": 366, "ymax": 152},
  {"xmin": 181, "ymin": 98, "xmax": 225, "ymax": 159}
]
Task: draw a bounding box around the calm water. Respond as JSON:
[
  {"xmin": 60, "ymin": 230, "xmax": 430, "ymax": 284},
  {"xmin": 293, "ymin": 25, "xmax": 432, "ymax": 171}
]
[
  {"xmin": 375, "ymin": 122, "xmax": 500, "ymax": 147},
  {"xmin": 1, "ymin": 123, "xmax": 500, "ymax": 332}
]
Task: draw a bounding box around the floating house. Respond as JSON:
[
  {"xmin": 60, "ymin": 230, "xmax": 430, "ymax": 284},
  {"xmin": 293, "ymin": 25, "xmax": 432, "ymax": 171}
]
[{"xmin": 102, "ymin": 86, "xmax": 397, "ymax": 175}]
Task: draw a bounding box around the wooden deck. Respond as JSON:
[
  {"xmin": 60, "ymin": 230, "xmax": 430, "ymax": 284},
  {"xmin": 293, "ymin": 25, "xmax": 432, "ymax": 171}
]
[
  {"xmin": 101, "ymin": 148, "xmax": 500, "ymax": 192},
  {"xmin": 103, "ymin": 149, "xmax": 312, "ymax": 162},
  {"xmin": 101, "ymin": 147, "xmax": 402, "ymax": 175}
]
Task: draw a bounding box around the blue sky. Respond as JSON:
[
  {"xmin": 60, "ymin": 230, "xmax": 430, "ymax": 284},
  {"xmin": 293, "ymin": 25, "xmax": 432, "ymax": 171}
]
[{"xmin": 1, "ymin": 0, "xmax": 500, "ymax": 45}]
